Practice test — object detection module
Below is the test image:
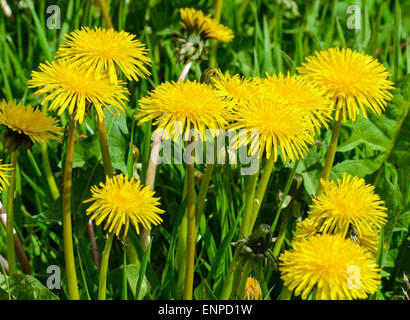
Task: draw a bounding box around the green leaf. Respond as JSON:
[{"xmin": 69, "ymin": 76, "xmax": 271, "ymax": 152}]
[
  {"xmin": 110, "ymin": 264, "xmax": 151, "ymax": 300},
  {"xmin": 105, "ymin": 109, "xmax": 129, "ymax": 174},
  {"xmin": 73, "ymin": 134, "xmax": 101, "ymax": 169},
  {"xmin": 0, "ymin": 274, "xmax": 59, "ymax": 300},
  {"xmin": 330, "ymin": 155, "xmax": 384, "ymax": 179},
  {"xmin": 194, "ymin": 279, "xmax": 217, "ymax": 300}
]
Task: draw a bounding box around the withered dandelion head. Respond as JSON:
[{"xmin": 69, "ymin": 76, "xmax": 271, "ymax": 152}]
[
  {"xmin": 229, "ymin": 93, "xmax": 315, "ymax": 161},
  {"xmin": 180, "ymin": 8, "xmax": 234, "ymax": 42},
  {"xmin": 28, "ymin": 60, "xmax": 129, "ymax": 123},
  {"xmin": 244, "ymin": 277, "xmax": 262, "ymax": 300},
  {"xmin": 0, "ymin": 159, "xmax": 11, "ymax": 192},
  {"xmin": 298, "ymin": 47, "xmax": 394, "ymax": 121},
  {"xmin": 261, "ymin": 73, "xmax": 333, "ymax": 132},
  {"xmin": 308, "ymin": 174, "xmax": 387, "ymax": 237},
  {"xmin": 0, "ymin": 100, "xmax": 62, "ymax": 153},
  {"xmin": 84, "ymin": 174, "xmax": 164, "ymax": 238},
  {"xmin": 279, "ymin": 234, "xmax": 382, "ymax": 300},
  {"xmin": 56, "ymin": 27, "xmax": 151, "ymax": 83},
  {"xmin": 135, "ymin": 80, "xmax": 231, "ymax": 141}
]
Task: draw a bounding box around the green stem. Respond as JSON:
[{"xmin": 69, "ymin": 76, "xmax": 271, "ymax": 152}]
[
  {"xmin": 195, "ymin": 163, "xmax": 214, "ymax": 233},
  {"xmin": 278, "ymin": 286, "xmax": 292, "ymax": 300},
  {"xmin": 97, "ymin": 119, "xmax": 114, "ymax": 178},
  {"xmin": 41, "ymin": 142, "xmax": 60, "ymax": 200},
  {"xmin": 236, "ymin": 261, "xmax": 252, "ymax": 300},
  {"xmin": 122, "ymin": 245, "xmax": 127, "ymax": 300},
  {"xmin": 6, "ymin": 151, "xmax": 17, "ymax": 276},
  {"xmin": 239, "ymin": 172, "xmax": 258, "ymax": 239},
  {"xmin": 98, "ymin": 233, "xmax": 114, "ymax": 300},
  {"xmin": 219, "ymin": 248, "xmax": 245, "ymax": 300},
  {"xmin": 272, "ymin": 212, "xmax": 290, "ymax": 258},
  {"xmin": 248, "ymin": 155, "xmax": 275, "ymax": 233},
  {"xmin": 62, "ymin": 116, "xmax": 80, "ymax": 300},
  {"xmin": 271, "ymin": 160, "xmax": 299, "ymax": 233},
  {"xmin": 317, "ymin": 118, "xmax": 342, "ymax": 195},
  {"xmin": 209, "ymin": 0, "xmax": 224, "ymax": 68},
  {"xmin": 183, "ymin": 141, "xmax": 196, "ymax": 300}
]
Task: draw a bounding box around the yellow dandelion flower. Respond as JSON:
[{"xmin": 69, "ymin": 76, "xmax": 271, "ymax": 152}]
[
  {"xmin": 308, "ymin": 173, "xmax": 387, "ymax": 237},
  {"xmin": 0, "ymin": 159, "xmax": 11, "ymax": 192},
  {"xmin": 279, "ymin": 234, "xmax": 381, "ymax": 300},
  {"xmin": 56, "ymin": 27, "xmax": 151, "ymax": 83},
  {"xmin": 180, "ymin": 8, "xmax": 234, "ymax": 42},
  {"xmin": 293, "ymin": 217, "xmax": 380, "ymax": 257},
  {"xmin": 293, "ymin": 218, "xmax": 318, "ymax": 239},
  {"xmin": 261, "ymin": 72, "xmax": 333, "ymax": 131},
  {"xmin": 243, "ymin": 277, "xmax": 262, "ymax": 300},
  {"xmin": 212, "ymin": 70, "xmax": 261, "ymax": 106},
  {"xmin": 135, "ymin": 80, "xmax": 231, "ymax": 141},
  {"xmin": 357, "ymin": 229, "xmax": 380, "ymax": 257},
  {"xmin": 0, "ymin": 100, "xmax": 62, "ymax": 152},
  {"xmin": 298, "ymin": 47, "xmax": 394, "ymax": 121},
  {"xmin": 229, "ymin": 93, "xmax": 315, "ymax": 161},
  {"xmin": 28, "ymin": 60, "xmax": 129, "ymax": 123},
  {"xmin": 84, "ymin": 174, "xmax": 164, "ymax": 238}
]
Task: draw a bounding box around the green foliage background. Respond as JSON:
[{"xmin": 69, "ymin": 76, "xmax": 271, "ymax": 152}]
[{"xmin": 0, "ymin": 0, "xmax": 409, "ymax": 300}]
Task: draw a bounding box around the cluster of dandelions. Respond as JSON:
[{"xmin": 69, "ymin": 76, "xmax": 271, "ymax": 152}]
[
  {"xmin": 0, "ymin": 5, "xmax": 396, "ymax": 301},
  {"xmin": 134, "ymin": 8, "xmax": 394, "ymax": 301},
  {"xmin": 279, "ymin": 174, "xmax": 388, "ymax": 300}
]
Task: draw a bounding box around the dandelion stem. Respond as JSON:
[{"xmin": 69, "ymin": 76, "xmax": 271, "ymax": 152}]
[
  {"xmin": 97, "ymin": 118, "xmax": 114, "ymax": 178},
  {"xmin": 6, "ymin": 150, "xmax": 17, "ymax": 276},
  {"xmin": 278, "ymin": 286, "xmax": 292, "ymax": 300},
  {"xmin": 62, "ymin": 116, "xmax": 80, "ymax": 300},
  {"xmin": 98, "ymin": 232, "xmax": 114, "ymax": 300},
  {"xmin": 141, "ymin": 60, "xmax": 193, "ymax": 251},
  {"xmin": 195, "ymin": 163, "xmax": 214, "ymax": 233},
  {"xmin": 40, "ymin": 143, "xmax": 60, "ymax": 200},
  {"xmin": 271, "ymin": 160, "xmax": 299, "ymax": 233},
  {"xmin": 239, "ymin": 172, "xmax": 259, "ymax": 239},
  {"xmin": 209, "ymin": 0, "xmax": 224, "ymax": 68},
  {"xmin": 183, "ymin": 137, "xmax": 196, "ymax": 300},
  {"xmin": 236, "ymin": 260, "xmax": 252, "ymax": 299},
  {"xmin": 219, "ymin": 246, "xmax": 245, "ymax": 300},
  {"xmin": 248, "ymin": 155, "xmax": 275, "ymax": 233},
  {"xmin": 317, "ymin": 118, "xmax": 342, "ymax": 194}
]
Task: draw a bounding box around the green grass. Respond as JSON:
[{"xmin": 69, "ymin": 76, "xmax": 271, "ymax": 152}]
[{"xmin": 0, "ymin": 0, "xmax": 409, "ymax": 300}]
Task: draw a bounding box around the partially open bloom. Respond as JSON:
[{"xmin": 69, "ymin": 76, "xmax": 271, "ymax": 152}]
[
  {"xmin": 135, "ymin": 80, "xmax": 231, "ymax": 141},
  {"xmin": 28, "ymin": 60, "xmax": 129, "ymax": 123},
  {"xmin": 308, "ymin": 174, "xmax": 387, "ymax": 237},
  {"xmin": 180, "ymin": 8, "xmax": 234, "ymax": 42},
  {"xmin": 261, "ymin": 73, "xmax": 333, "ymax": 131},
  {"xmin": 0, "ymin": 100, "xmax": 62, "ymax": 152},
  {"xmin": 0, "ymin": 160, "xmax": 11, "ymax": 192},
  {"xmin": 279, "ymin": 234, "xmax": 381, "ymax": 300},
  {"xmin": 244, "ymin": 277, "xmax": 262, "ymax": 300},
  {"xmin": 229, "ymin": 92, "xmax": 315, "ymax": 161},
  {"xmin": 84, "ymin": 174, "xmax": 164, "ymax": 238},
  {"xmin": 298, "ymin": 47, "xmax": 394, "ymax": 121},
  {"xmin": 56, "ymin": 27, "xmax": 151, "ymax": 83}
]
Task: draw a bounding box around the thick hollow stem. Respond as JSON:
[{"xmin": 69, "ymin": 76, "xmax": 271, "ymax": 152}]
[
  {"xmin": 62, "ymin": 116, "xmax": 80, "ymax": 300},
  {"xmin": 98, "ymin": 233, "xmax": 114, "ymax": 300},
  {"xmin": 271, "ymin": 160, "xmax": 299, "ymax": 233},
  {"xmin": 219, "ymin": 248, "xmax": 244, "ymax": 300},
  {"xmin": 209, "ymin": 0, "xmax": 224, "ymax": 68},
  {"xmin": 248, "ymin": 156, "xmax": 275, "ymax": 234},
  {"xmin": 183, "ymin": 139, "xmax": 196, "ymax": 300},
  {"xmin": 40, "ymin": 142, "xmax": 60, "ymax": 200},
  {"xmin": 97, "ymin": 118, "xmax": 114, "ymax": 178},
  {"xmin": 6, "ymin": 151, "xmax": 17, "ymax": 276},
  {"xmin": 141, "ymin": 61, "xmax": 193, "ymax": 251},
  {"xmin": 316, "ymin": 118, "xmax": 342, "ymax": 195},
  {"xmin": 239, "ymin": 172, "xmax": 258, "ymax": 239},
  {"xmin": 194, "ymin": 163, "xmax": 214, "ymax": 233}
]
